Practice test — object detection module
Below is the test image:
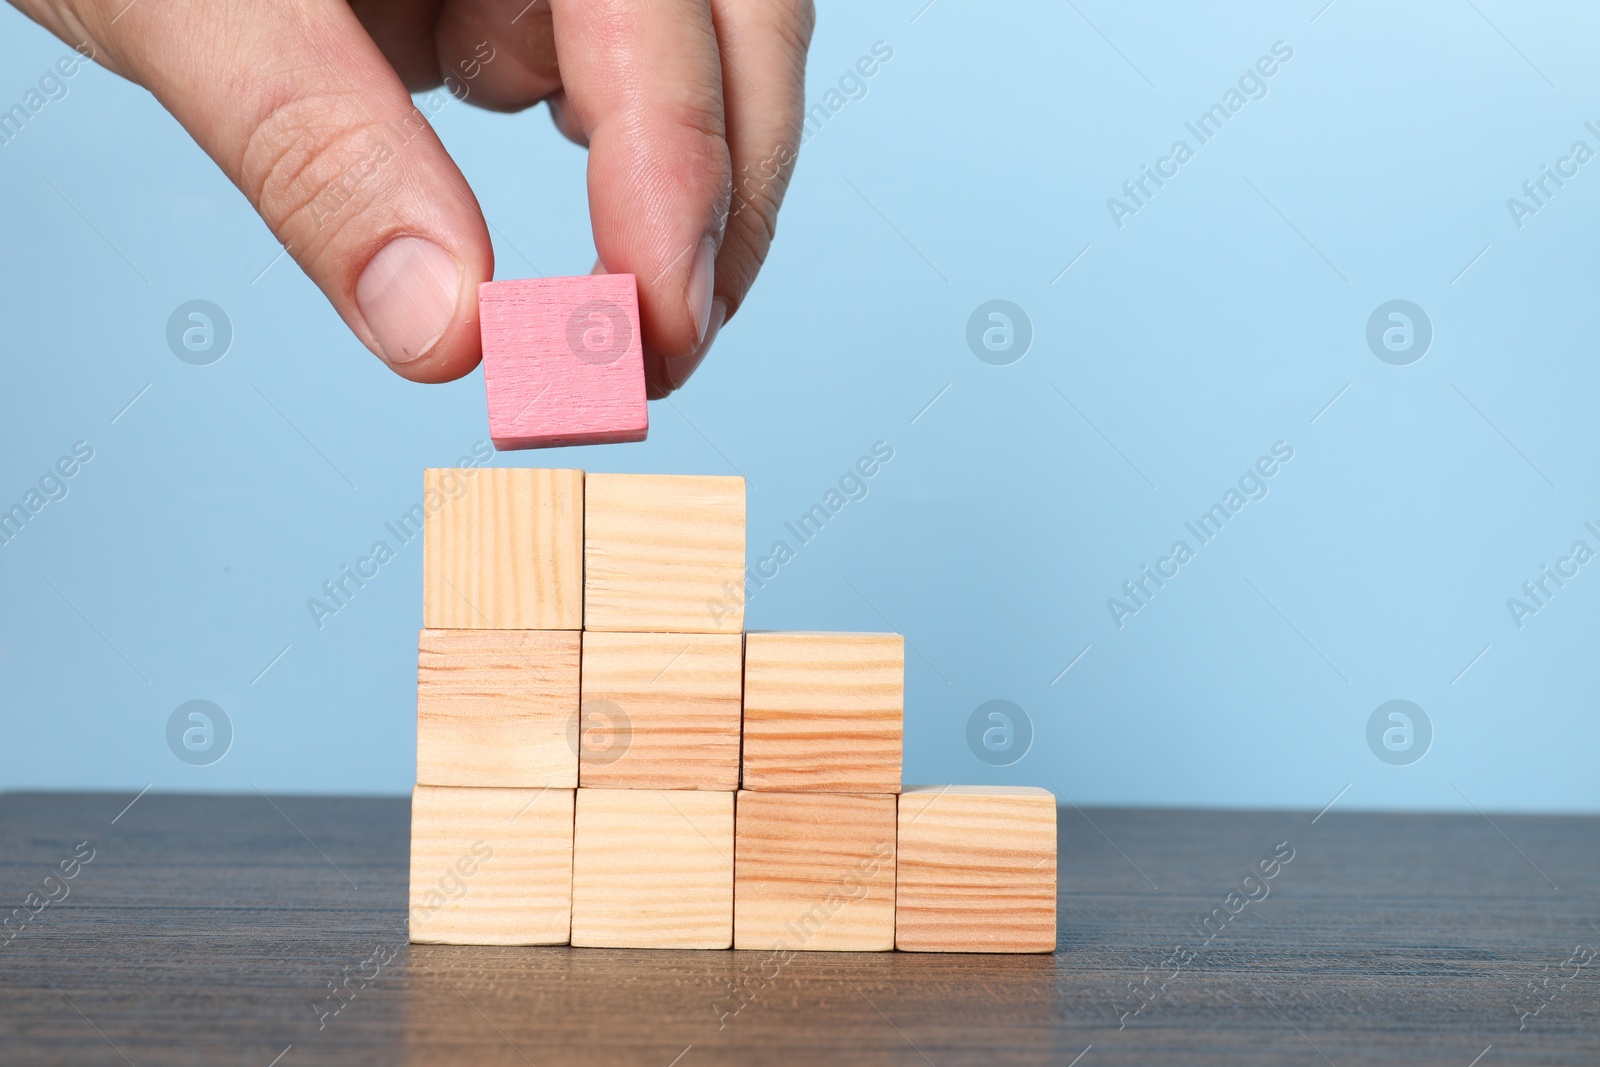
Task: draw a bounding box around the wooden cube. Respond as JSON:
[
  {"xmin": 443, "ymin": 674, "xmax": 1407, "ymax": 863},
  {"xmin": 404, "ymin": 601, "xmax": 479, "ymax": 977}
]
[
  {"xmin": 478, "ymin": 274, "xmax": 648, "ymax": 449},
  {"xmin": 416, "ymin": 629, "xmax": 579, "ymax": 788},
  {"xmin": 733, "ymin": 791, "xmax": 896, "ymax": 951},
  {"xmin": 422, "ymin": 467, "xmax": 582, "ymax": 629},
  {"xmin": 578, "ymin": 632, "xmax": 742, "ymax": 790},
  {"xmin": 570, "ymin": 789, "xmax": 733, "ymax": 948},
  {"xmin": 895, "ymin": 786, "xmax": 1057, "ymax": 953},
  {"xmin": 583, "ymin": 473, "xmax": 745, "ymax": 634},
  {"xmin": 409, "ymin": 785, "xmax": 574, "ymax": 945},
  {"xmin": 741, "ymin": 632, "xmax": 903, "ymax": 792}
]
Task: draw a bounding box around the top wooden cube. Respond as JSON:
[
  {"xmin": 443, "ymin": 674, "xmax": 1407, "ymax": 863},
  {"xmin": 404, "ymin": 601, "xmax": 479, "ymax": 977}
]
[
  {"xmin": 422, "ymin": 467, "xmax": 583, "ymax": 629},
  {"xmin": 478, "ymin": 274, "xmax": 648, "ymax": 450},
  {"xmin": 583, "ymin": 473, "xmax": 746, "ymax": 633}
]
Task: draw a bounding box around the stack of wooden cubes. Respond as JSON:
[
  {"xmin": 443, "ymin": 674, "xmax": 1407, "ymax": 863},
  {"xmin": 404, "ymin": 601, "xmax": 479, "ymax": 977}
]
[{"xmin": 409, "ymin": 467, "xmax": 1057, "ymax": 952}]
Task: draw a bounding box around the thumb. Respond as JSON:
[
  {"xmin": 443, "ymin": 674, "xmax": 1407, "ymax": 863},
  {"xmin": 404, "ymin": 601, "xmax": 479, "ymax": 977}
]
[{"xmin": 49, "ymin": 0, "xmax": 493, "ymax": 382}]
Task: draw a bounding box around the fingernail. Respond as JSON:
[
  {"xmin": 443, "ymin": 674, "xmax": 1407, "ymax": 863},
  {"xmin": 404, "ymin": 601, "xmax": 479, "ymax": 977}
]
[
  {"xmin": 687, "ymin": 238, "xmax": 717, "ymax": 347},
  {"xmin": 666, "ymin": 298, "xmax": 727, "ymax": 391},
  {"xmin": 356, "ymin": 236, "xmax": 461, "ymax": 364}
]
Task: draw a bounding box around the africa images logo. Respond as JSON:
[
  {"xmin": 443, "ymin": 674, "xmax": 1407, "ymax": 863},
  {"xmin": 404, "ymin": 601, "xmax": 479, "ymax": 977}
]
[{"xmin": 566, "ymin": 300, "xmax": 634, "ymax": 365}]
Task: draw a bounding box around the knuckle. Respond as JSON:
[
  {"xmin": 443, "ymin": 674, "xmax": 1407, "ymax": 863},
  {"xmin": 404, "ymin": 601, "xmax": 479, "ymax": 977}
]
[
  {"xmin": 728, "ymin": 168, "xmax": 785, "ymax": 250},
  {"xmin": 717, "ymin": 219, "xmax": 770, "ymax": 309},
  {"xmin": 238, "ymin": 89, "xmax": 409, "ymax": 253},
  {"xmin": 730, "ymin": 0, "xmax": 816, "ymax": 68},
  {"xmin": 580, "ymin": 0, "xmax": 647, "ymax": 51},
  {"xmin": 654, "ymin": 96, "xmax": 727, "ymax": 154},
  {"xmin": 633, "ymin": 102, "xmax": 730, "ymax": 206},
  {"xmin": 771, "ymin": 0, "xmax": 818, "ymax": 60},
  {"xmin": 718, "ymin": 140, "xmax": 801, "ymax": 308}
]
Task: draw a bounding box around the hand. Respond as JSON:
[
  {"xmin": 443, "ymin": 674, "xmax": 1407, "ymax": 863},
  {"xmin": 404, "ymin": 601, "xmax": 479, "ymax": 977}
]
[{"xmin": 14, "ymin": 0, "xmax": 814, "ymax": 395}]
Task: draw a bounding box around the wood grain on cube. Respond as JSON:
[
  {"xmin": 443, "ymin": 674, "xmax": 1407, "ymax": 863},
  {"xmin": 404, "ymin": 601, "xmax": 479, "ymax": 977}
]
[
  {"xmin": 583, "ymin": 473, "xmax": 745, "ymax": 634},
  {"xmin": 734, "ymin": 791, "xmax": 896, "ymax": 952},
  {"xmin": 422, "ymin": 467, "xmax": 582, "ymax": 630},
  {"xmin": 416, "ymin": 629, "xmax": 579, "ymax": 788},
  {"xmin": 895, "ymin": 786, "xmax": 1057, "ymax": 953},
  {"xmin": 409, "ymin": 785, "xmax": 574, "ymax": 946},
  {"xmin": 478, "ymin": 274, "xmax": 648, "ymax": 449},
  {"xmin": 570, "ymin": 789, "xmax": 733, "ymax": 949},
  {"xmin": 741, "ymin": 632, "xmax": 903, "ymax": 793},
  {"xmin": 579, "ymin": 632, "xmax": 743, "ymax": 790}
]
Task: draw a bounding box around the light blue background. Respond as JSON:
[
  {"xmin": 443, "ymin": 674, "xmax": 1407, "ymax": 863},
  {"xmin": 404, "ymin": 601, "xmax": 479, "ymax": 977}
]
[{"xmin": 2, "ymin": 0, "xmax": 1597, "ymax": 812}]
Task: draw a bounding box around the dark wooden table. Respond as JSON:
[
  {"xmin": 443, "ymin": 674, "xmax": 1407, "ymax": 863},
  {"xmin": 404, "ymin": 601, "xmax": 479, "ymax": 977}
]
[{"xmin": 1, "ymin": 791, "xmax": 1596, "ymax": 1065}]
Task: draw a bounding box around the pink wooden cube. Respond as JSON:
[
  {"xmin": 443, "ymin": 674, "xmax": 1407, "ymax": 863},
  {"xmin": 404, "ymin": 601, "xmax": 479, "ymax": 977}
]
[{"xmin": 478, "ymin": 274, "xmax": 649, "ymax": 450}]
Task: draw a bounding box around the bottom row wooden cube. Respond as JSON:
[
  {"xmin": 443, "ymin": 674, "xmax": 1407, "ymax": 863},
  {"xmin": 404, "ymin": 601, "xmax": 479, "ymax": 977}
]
[
  {"xmin": 409, "ymin": 784, "xmax": 574, "ymax": 945},
  {"xmin": 410, "ymin": 783, "xmax": 1057, "ymax": 954},
  {"xmin": 733, "ymin": 791, "xmax": 897, "ymax": 951},
  {"xmin": 895, "ymin": 785, "xmax": 1057, "ymax": 953},
  {"xmin": 571, "ymin": 788, "xmax": 734, "ymax": 948}
]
